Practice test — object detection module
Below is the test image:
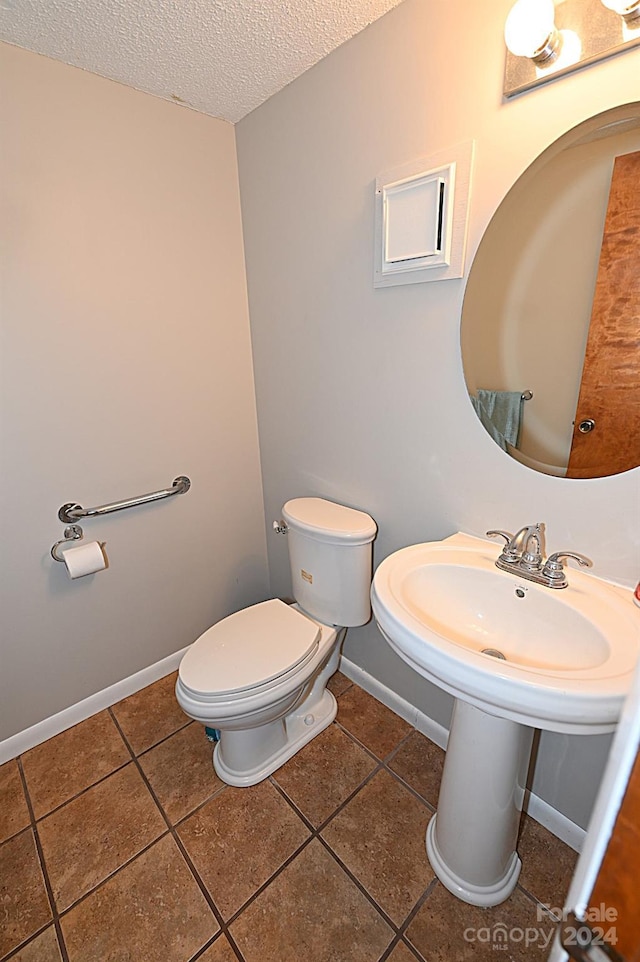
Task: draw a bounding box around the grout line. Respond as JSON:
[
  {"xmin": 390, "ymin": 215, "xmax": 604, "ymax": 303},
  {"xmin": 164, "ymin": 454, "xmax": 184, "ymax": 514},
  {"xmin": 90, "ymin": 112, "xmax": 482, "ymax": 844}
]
[
  {"xmin": 377, "ymin": 931, "xmax": 429, "ymax": 962},
  {"xmin": 332, "ymin": 715, "xmax": 439, "ymax": 814},
  {"xmin": 187, "ymin": 931, "xmax": 246, "ymax": 962},
  {"xmin": 55, "ymin": 830, "xmax": 171, "ymax": 917},
  {"xmin": 270, "ymin": 758, "xmax": 383, "ymax": 837},
  {"xmin": 222, "ymin": 834, "xmax": 317, "ymax": 929},
  {"xmin": 30, "ymin": 758, "xmax": 132, "ymax": 824},
  {"xmin": 170, "ymin": 831, "xmax": 227, "ymax": 931},
  {"xmin": 219, "ymin": 930, "xmax": 247, "ymax": 962},
  {"xmin": 383, "ymin": 727, "xmax": 417, "ymax": 765},
  {"xmin": 3, "ymin": 676, "xmax": 574, "ymax": 962},
  {"xmin": 267, "ymin": 776, "xmax": 317, "ymax": 834},
  {"xmin": 516, "ymin": 881, "xmax": 564, "ymax": 922},
  {"xmin": 376, "ymin": 935, "xmax": 403, "ymax": 962},
  {"xmin": 185, "ymin": 934, "xmax": 222, "ymax": 962},
  {"xmin": 397, "ymin": 877, "xmax": 438, "ymax": 938},
  {"xmin": 172, "ymin": 783, "xmax": 229, "ymax": 830},
  {"xmin": 14, "ymin": 758, "xmax": 71, "ymax": 962},
  {"xmin": 108, "ymin": 707, "xmax": 229, "ymax": 936},
  {"xmin": 315, "ymin": 834, "xmax": 400, "ymax": 933},
  {"xmin": 132, "ymin": 718, "xmax": 193, "ymax": 759},
  {"xmin": 0, "ymin": 822, "xmax": 33, "ymax": 850},
  {"xmin": 333, "ymin": 714, "xmax": 426, "ymax": 772},
  {"xmin": 0, "ymin": 922, "xmax": 51, "ymax": 962},
  {"xmin": 333, "ymin": 718, "xmax": 391, "ymax": 764},
  {"xmin": 396, "ymin": 936, "xmax": 430, "ymax": 962},
  {"xmin": 264, "ymin": 724, "xmax": 440, "ymax": 942},
  {"xmin": 380, "ymin": 760, "xmax": 437, "ymax": 815},
  {"xmin": 376, "ymin": 881, "xmax": 437, "ymax": 962}
]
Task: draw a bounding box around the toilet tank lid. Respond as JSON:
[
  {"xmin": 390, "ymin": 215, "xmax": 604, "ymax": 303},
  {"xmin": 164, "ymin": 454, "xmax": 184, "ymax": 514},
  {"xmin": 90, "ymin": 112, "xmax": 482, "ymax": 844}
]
[{"xmin": 282, "ymin": 498, "xmax": 377, "ymax": 545}]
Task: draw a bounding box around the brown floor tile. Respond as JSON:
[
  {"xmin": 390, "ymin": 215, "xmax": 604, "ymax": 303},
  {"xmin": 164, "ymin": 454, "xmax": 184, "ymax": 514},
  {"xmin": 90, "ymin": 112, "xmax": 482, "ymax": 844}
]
[
  {"xmin": 111, "ymin": 671, "xmax": 189, "ymax": 755},
  {"xmin": 322, "ymin": 769, "xmax": 434, "ymax": 925},
  {"xmin": 3, "ymin": 672, "xmax": 581, "ymax": 962},
  {"xmin": 327, "ymin": 670, "xmax": 353, "ymax": 697},
  {"xmin": 60, "ymin": 835, "xmax": 217, "ymax": 962},
  {"xmin": 517, "ymin": 815, "xmax": 578, "ymax": 912},
  {"xmin": 139, "ymin": 722, "xmax": 224, "ymax": 824},
  {"xmin": 0, "ymin": 829, "xmax": 52, "ymax": 958},
  {"xmin": 405, "ymin": 882, "xmax": 557, "ymax": 961},
  {"xmin": 198, "ymin": 934, "xmax": 241, "ymax": 961},
  {"xmin": 386, "ymin": 942, "xmax": 421, "ymax": 962},
  {"xmin": 272, "ymin": 723, "xmax": 377, "ymax": 826},
  {"xmin": 9, "ymin": 925, "xmax": 63, "ymax": 962},
  {"xmin": 21, "ymin": 710, "xmax": 130, "ymax": 819},
  {"xmin": 178, "ymin": 778, "xmax": 310, "ymax": 920},
  {"xmin": 336, "ymin": 685, "xmax": 411, "ymax": 759},
  {"xmin": 0, "ymin": 759, "xmax": 30, "ymax": 843},
  {"xmin": 38, "ymin": 762, "xmax": 166, "ymax": 911},
  {"xmin": 388, "ymin": 730, "xmax": 445, "ymax": 809},
  {"xmin": 229, "ymin": 838, "xmax": 394, "ymax": 962}
]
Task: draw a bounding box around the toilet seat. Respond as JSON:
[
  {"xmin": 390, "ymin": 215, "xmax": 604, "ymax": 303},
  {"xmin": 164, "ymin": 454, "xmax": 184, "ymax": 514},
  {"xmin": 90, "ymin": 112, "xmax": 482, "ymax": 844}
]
[{"xmin": 178, "ymin": 599, "xmax": 321, "ymax": 699}]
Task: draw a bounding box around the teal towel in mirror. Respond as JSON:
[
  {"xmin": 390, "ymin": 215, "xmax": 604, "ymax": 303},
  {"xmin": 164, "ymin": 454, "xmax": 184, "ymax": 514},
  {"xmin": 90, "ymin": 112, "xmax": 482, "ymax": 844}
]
[{"xmin": 470, "ymin": 390, "xmax": 524, "ymax": 451}]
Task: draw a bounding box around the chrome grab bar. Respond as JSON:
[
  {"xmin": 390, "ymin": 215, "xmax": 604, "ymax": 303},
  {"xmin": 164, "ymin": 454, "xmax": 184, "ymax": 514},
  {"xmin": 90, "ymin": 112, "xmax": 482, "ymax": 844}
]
[{"xmin": 58, "ymin": 476, "xmax": 191, "ymax": 524}]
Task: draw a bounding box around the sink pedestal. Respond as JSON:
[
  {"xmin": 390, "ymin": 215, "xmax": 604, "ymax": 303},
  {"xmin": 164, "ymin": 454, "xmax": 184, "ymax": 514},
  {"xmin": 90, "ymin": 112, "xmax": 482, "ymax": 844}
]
[{"xmin": 426, "ymin": 699, "xmax": 534, "ymax": 907}]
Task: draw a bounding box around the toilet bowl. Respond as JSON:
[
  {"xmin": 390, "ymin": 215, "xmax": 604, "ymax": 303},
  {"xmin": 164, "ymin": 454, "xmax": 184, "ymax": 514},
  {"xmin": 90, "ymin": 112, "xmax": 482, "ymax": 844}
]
[{"xmin": 175, "ymin": 497, "xmax": 376, "ymax": 786}]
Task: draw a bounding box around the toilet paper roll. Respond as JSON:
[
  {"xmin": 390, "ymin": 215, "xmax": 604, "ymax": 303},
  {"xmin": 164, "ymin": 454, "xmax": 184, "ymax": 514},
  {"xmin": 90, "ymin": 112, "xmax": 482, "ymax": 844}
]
[{"xmin": 61, "ymin": 541, "xmax": 108, "ymax": 579}]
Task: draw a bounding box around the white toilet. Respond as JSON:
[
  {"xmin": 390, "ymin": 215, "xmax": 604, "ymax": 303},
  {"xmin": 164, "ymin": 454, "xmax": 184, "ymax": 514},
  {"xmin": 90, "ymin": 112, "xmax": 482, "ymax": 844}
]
[{"xmin": 175, "ymin": 497, "xmax": 377, "ymax": 787}]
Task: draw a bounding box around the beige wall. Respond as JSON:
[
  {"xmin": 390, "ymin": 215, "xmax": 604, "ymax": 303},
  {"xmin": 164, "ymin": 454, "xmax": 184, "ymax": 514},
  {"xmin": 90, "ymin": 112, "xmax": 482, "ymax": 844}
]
[
  {"xmin": 237, "ymin": 0, "xmax": 640, "ymax": 828},
  {"xmin": 0, "ymin": 43, "xmax": 269, "ymax": 740}
]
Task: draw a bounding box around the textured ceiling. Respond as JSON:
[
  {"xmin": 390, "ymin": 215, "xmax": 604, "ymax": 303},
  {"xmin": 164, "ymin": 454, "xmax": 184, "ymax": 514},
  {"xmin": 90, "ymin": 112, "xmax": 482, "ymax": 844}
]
[{"xmin": 0, "ymin": 0, "xmax": 404, "ymax": 122}]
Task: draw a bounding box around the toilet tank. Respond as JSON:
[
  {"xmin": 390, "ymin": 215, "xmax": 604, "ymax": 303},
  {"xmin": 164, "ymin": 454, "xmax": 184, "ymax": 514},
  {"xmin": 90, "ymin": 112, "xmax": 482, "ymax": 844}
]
[{"xmin": 281, "ymin": 498, "xmax": 377, "ymax": 627}]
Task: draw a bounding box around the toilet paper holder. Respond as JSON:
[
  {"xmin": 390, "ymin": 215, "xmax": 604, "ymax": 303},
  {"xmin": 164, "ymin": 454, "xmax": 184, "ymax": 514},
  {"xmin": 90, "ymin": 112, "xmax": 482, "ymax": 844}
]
[{"xmin": 51, "ymin": 525, "xmax": 85, "ymax": 562}]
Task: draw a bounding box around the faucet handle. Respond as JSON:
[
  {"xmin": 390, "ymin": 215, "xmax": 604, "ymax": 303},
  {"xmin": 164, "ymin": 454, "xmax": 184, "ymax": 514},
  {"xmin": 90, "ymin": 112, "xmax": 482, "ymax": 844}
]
[
  {"xmin": 486, "ymin": 530, "xmax": 519, "ymax": 563},
  {"xmin": 541, "ymin": 551, "xmax": 593, "ymax": 587},
  {"xmin": 486, "ymin": 529, "xmax": 514, "ymax": 543}
]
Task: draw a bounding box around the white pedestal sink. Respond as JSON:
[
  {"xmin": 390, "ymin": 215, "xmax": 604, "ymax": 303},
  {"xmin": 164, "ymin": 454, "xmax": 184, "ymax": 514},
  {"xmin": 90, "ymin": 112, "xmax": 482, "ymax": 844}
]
[{"xmin": 371, "ymin": 533, "xmax": 639, "ymax": 907}]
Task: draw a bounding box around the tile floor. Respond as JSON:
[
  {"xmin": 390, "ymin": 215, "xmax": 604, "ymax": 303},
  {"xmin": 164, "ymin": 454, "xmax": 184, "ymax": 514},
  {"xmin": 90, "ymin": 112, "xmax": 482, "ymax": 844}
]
[{"xmin": 0, "ymin": 671, "xmax": 578, "ymax": 962}]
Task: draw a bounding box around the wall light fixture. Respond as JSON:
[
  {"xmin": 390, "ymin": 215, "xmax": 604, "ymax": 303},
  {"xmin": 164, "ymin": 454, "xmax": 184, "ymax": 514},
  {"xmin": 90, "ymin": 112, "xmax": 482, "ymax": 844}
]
[
  {"xmin": 505, "ymin": 0, "xmax": 562, "ymax": 64},
  {"xmin": 504, "ymin": 0, "xmax": 640, "ymax": 97},
  {"xmin": 600, "ymin": 0, "xmax": 640, "ymax": 24}
]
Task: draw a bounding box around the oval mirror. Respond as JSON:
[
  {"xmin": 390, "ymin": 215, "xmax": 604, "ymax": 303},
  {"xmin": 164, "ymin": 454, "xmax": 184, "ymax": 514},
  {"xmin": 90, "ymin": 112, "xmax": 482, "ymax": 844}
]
[{"xmin": 461, "ymin": 103, "xmax": 640, "ymax": 479}]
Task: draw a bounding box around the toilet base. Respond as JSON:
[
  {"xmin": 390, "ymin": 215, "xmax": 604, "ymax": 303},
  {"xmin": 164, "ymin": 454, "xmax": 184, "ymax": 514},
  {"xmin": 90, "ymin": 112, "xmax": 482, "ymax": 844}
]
[{"xmin": 213, "ymin": 687, "xmax": 337, "ymax": 787}]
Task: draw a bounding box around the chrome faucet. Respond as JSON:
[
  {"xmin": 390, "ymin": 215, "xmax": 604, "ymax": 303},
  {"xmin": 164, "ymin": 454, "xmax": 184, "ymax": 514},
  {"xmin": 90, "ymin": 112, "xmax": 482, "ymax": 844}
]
[
  {"xmin": 487, "ymin": 525, "xmax": 592, "ymax": 588},
  {"xmin": 487, "ymin": 524, "xmax": 544, "ymax": 567}
]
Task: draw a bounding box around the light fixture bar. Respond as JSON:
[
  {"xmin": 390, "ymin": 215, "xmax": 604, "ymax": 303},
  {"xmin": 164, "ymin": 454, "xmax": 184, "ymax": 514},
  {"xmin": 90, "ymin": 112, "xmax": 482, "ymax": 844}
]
[
  {"xmin": 504, "ymin": 0, "xmax": 640, "ymax": 98},
  {"xmin": 601, "ymin": 0, "xmax": 640, "ymax": 24}
]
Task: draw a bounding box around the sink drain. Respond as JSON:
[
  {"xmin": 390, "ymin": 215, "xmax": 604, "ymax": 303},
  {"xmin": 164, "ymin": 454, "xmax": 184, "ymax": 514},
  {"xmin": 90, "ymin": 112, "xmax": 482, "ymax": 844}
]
[{"xmin": 481, "ymin": 648, "xmax": 506, "ymax": 660}]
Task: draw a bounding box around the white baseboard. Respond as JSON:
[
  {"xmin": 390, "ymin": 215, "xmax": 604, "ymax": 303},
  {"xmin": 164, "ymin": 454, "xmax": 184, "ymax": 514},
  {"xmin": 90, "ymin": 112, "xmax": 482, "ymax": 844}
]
[
  {"xmin": 0, "ymin": 646, "xmax": 587, "ymax": 854},
  {"xmin": 339, "ymin": 655, "xmax": 586, "ymax": 853},
  {"xmin": 0, "ymin": 647, "xmax": 189, "ymax": 765},
  {"xmin": 523, "ymin": 789, "xmax": 586, "ymax": 853},
  {"xmin": 339, "ymin": 656, "xmax": 450, "ymax": 750}
]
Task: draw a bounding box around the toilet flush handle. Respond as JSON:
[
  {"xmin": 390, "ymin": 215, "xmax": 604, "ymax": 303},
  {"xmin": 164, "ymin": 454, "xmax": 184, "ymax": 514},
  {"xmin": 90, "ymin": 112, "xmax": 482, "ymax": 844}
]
[{"xmin": 273, "ymin": 520, "xmax": 288, "ymax": 535}]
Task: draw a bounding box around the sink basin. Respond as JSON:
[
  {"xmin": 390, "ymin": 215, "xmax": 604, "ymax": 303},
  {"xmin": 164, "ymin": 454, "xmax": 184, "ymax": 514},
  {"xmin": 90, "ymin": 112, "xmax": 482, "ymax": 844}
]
[
  {"xmin": 371, "ymin": 532, "xmax": 639, "ymax": 734},
  {"xmin": 371, "ymin": 532, "xmax": 639, "ymax": 908}
]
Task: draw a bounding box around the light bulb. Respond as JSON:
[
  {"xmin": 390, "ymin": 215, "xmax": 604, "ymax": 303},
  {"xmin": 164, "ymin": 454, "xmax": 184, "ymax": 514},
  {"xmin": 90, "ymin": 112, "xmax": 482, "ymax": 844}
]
[
  {"xmin": 601, "ymin": 0, "xmax": 640, "ymax": 21},
  {"xmin": 505, "ymin": 0, "xmax": 561, "ymax": 63},
  {"xmin": 535, "ymin": 29, "xmax": 581, "ymax": 76}
]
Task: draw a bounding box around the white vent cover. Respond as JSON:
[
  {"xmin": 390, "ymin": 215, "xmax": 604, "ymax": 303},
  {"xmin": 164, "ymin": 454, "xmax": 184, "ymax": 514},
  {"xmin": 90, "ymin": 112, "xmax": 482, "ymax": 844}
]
[{"xmin": 374, "ymin": 141, "xmax": 475, "ymax": 287}]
